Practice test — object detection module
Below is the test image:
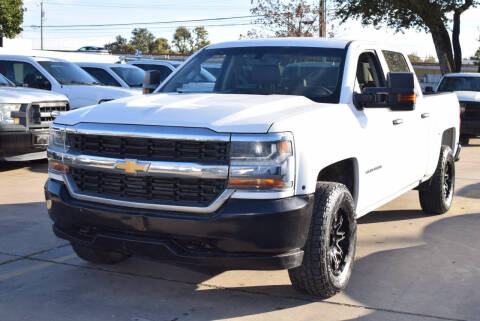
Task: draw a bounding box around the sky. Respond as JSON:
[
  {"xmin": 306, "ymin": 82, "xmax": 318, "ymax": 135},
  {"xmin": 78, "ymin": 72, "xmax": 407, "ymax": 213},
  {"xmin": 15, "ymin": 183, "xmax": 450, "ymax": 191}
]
[{"xmin": 20, "ymin": 0, "xmax": 480, "ymax": 59}]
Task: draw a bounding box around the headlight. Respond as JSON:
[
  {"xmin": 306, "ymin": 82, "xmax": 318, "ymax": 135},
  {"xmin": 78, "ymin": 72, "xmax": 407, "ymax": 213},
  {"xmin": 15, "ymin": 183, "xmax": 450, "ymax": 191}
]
[
  {"xmin": 49, "ymin": 126, "xmax": 68, "ymax": 151},
  {"xmin": 48, "ymin": 126, "xmax": 69, "ymax": 174},
  {"xmin": 0, "ymin": 103, "xmax": 21, "ymax": 125},
  {"xmin": 229, "ymin": 132, "xmax": 294, "ymax": 191}
]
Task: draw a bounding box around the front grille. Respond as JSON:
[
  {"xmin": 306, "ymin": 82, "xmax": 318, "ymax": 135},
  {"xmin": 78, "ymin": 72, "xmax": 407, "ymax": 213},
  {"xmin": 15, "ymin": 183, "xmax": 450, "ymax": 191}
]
[
  {"xmin": 70, "ymin": 167, "xmax": 226, "ymax": 205},
  {"xmin": 462, "ymin": 101, "xmax": 480, "ymax": 120},
  {"xmin": 29, "ymin": 101, "xmax": 69, "ymax": 128},
  {"xmin": 67, "ymin": 133, "xmax": 230, "ymax": 164}
]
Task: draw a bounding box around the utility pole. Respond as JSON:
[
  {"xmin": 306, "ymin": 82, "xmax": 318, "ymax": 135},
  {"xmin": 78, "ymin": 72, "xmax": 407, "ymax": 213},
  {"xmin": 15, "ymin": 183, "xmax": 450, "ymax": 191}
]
[
  {"xmin": 40, "ymin": 0, "xmax": 44, "ymax": 50},
  {"xmin": 319, "ymin": 0, "xmax": 327, "ymax": 37}
]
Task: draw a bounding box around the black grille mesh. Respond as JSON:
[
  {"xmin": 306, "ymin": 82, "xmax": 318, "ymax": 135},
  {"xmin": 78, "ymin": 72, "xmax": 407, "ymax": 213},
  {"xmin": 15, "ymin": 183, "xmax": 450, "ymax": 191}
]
[
  {"xmin": 29, "ymin": 102, "xmax": 69, "ymax": 128},
  {"xmin": 67, "ymin": 133, "xmax": 229, "ymax": 164},
  {"xmin": 70, "ymin": 168, "xmax": 226, "ymax": 205}
]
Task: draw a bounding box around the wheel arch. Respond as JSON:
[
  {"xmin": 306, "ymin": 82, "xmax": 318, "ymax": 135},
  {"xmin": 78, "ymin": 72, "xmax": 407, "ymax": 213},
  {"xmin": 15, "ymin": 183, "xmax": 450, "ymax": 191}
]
[
  {"xmin": 316, "ymin": 158, "xmax": 359, "ymax": 206},
  {"xmin": 441, "ymin": 128, "xmax": 456, "ymax": 151}
]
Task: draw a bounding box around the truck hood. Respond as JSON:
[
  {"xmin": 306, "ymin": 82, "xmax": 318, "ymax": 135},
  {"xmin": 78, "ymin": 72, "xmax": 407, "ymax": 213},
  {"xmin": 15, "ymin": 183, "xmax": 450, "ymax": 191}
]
[
  {"xmin": 63, "ymin": 85, "xmax": 141, "ymax": 109},
  {"xmin": 454, "ymin": 91, "xmax": 480, "ymax": 102},
  {"xmin": 54, "ymin": 93, "xmax": 318, "ymax": 133},
  {"xmin": 0, "ymin": 87, "xmax": 67, "ymax": 104}
]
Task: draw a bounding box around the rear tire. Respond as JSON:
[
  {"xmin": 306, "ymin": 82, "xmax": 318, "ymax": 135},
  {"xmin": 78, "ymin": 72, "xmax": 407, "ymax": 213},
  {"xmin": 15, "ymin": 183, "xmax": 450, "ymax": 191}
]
[
  {"xmin": 419, "ymin": 146, "xmax": 455, "ymax": 215},
  {"xmin": 288, "ymin": 182, "xmax": 356, "ymax": 298},
  {"xmin": 459, "ymin": 135, "xmax": 470, "ymax": 146},
  {"xmin": 72, "ymin": 243, "xmax": 130, "ymax": 264}
]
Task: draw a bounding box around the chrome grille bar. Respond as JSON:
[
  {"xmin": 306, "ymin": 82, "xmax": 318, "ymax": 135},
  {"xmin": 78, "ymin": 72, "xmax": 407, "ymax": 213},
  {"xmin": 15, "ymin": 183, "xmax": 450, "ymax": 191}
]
[{"xmin": 49, "ymin": 150, "xmax": 228, "ymax": 179}]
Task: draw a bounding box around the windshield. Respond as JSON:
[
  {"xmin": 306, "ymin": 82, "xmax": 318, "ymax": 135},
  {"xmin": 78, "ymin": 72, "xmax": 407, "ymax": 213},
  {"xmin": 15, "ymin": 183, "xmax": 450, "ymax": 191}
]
[
  {"xmin": 111, "ymin": 66, "xmax": 144, "ymax": 87},
  {"xmin": 0, "ymin": 73, "xmax": 14, "ymax": 87},
  {"xmin": 159, "ymin": 46, "xmax": 346, "ymax": 103},
  {"xmin": 438, "ymin": 76, "xmax": 480, "ymax": 92},
  {"xmin": 38, "ymin": 61, "xmax": 99, "ymax": 85}
]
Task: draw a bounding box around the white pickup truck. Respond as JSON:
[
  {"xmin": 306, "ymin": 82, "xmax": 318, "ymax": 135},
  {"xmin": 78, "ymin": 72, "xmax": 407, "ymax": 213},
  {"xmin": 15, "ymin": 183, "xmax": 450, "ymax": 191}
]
[
  {"xmin": 45, "ymin": 39, "xmax": 460, "ymax": 298},
  {"xmin": 433, "ymin": 72, "xmax": 480, "ymax": 145},
  {"xmin": 0, "ymin": 73, "xmax": 69, "ymax": 161},
  {"xmin": 0, "ymin": 55, "xmax": 140, "ymax": 109}
]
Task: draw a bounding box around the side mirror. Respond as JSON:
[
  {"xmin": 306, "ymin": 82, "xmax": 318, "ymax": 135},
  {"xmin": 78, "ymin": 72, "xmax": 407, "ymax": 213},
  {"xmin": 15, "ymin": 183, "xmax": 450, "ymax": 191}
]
[
  {"xmin": 143, "ymin": 70, "xmax": 162, "ymax": 94},
  {"xmin": 424, "ymin": 86, "xmax": 435, "ymax": 94},
  {"xmin": 354, "ymin": 72, "xmax": 416, "ymax": 111}
]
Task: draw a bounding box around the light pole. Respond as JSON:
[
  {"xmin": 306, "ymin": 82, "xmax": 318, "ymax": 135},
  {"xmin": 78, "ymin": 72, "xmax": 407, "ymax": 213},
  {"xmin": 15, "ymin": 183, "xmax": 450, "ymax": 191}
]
[{"xmin": 40, "ymin": 0, "xmax": 44, "ymax": 50}]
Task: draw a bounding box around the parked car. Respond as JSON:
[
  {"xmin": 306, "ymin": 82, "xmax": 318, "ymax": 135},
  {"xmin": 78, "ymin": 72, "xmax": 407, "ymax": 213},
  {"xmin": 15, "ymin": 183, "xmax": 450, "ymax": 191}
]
[
  {"xmin": 0, "ymin": 55, "xmax": 141, "ymax": 109},
  {"xmin": 77, "ymin": 62, "xmax": 144, "ymax": 90},
  {"xmin": 77, "ymin": 46, "xmax": 108, "ymax": 53},
  {"xmin": 0, "ymin": 72, "xmax": 69, "ymax": 161},
  {"xmin": 46, "ymin": 39, "xmax": 460, "ymax": 298},
  {"xmin": 432, "ymin": 73, "xmax": 480, "ymax": 145},
  {"xmin": 126, "ymin": 59, "xmax": 182, "ymax": 88}
]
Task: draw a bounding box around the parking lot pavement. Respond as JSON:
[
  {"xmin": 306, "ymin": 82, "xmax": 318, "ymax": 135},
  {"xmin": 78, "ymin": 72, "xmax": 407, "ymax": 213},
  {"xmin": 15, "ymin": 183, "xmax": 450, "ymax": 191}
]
[{"xmin": 0, "ymin": 141, "xmax": 479, "ymax": 321}]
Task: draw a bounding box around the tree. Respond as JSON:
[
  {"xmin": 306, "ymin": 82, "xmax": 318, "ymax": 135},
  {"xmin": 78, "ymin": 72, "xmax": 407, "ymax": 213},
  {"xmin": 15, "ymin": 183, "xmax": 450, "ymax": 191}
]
[
  {"xmin": 0, "ymin": 0, "xmax": 24, "ymax": 43},
  {"xmin": 129, "ymin": 28, "xmax": 156, "ymax": 54},
  {"xmin": 472, "ymin": 44, "xmax": 480, "ymax": 72},
  {"xmin": 245, "ymin": 0, "xmax": 322, "ymax": 38},
  {"xmin": 151, "ymin": 37, "xmax": 171, "ymax": 55},
  {"xmin": 408, "ymin": 53, "xmax": 423, "ymax": 63},
  {"xmin": 424, "ymin": 56, "xmax": 437, "ymax": 63},
  {"xmin": 192, "ymin": 26, "xmax": 210, "ymax": 51},
  {"xmin": 334, "ymin": 0, "xmax": 478, "ymax": 74},
  {"xmin": 104, "ymin": 35, "xmax": 131, "ymax": 53},
  {"xmin": 173, "ymin": 26, "xmax": 193, "ymax": 54}
]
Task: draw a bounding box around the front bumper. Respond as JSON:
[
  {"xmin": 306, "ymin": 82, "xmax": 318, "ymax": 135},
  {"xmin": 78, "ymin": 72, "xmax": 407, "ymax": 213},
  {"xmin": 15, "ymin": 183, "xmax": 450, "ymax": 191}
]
[
  {"xmin": 45, "ymin": 179, "xmax": 314, "ymax": 270},
  {"xmin": 0, "ymin": 130, "xmax": 49, "ymax": 161}
]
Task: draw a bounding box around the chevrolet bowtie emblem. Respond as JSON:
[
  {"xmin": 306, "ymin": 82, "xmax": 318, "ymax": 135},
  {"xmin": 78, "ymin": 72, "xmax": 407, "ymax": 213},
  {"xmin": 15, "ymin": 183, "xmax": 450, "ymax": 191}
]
[{"xmin": 115, "ymin": 160, "xmax": 149, "ymax": 174}]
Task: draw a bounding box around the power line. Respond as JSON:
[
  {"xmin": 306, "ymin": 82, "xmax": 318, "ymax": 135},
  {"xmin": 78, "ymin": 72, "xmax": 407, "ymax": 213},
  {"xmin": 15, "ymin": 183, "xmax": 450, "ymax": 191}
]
[
  {"xmin": 23, "ymin": 22, "xmax": 257, "ymax": 33},
  {"xmin": 25, "ymin": 15, "xmax": 259, "ymax": 29},
  {"xmin": 42, "ymin": 1, "xmax": 245, "ymax": 9}
]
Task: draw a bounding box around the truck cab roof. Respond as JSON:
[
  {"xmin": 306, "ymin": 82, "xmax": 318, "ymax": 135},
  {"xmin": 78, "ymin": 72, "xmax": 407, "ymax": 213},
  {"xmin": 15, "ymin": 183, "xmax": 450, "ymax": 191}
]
[{"xmin": 208, "ymin": 38, "xmax": 354, "ymax": 49}]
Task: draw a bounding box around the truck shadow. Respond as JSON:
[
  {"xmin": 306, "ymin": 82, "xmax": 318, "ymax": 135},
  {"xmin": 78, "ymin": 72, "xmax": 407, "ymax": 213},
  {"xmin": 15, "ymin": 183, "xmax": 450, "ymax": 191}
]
[
  {"xmin": 340, "ymin": 212, "xmax": 480, "ymax": 321},
  {"xmin": 2, "ymin": 199, "xmax": 478, "ymax": 320},
  {"xmin": 68, "ymin": 213, "xmax": 480, "ymax": 320},
  {"xmin": 0, "ymin": 159, "xmax": 47, "ymax": 173},
  {"xmin": 456, "ymin": 182, "xmax": 480, "ymax": 199}
]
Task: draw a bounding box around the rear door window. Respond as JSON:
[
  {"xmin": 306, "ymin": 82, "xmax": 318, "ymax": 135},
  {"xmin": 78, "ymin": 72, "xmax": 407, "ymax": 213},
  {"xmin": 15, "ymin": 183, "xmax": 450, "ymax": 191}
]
[{"xmin": 383, "ymin": 51, "xmax": 410, "ymax": 72}]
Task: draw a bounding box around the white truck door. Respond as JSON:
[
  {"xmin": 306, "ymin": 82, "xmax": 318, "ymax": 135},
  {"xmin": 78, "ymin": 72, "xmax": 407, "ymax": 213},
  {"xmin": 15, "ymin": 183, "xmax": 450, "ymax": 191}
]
[
  {"xmin": 381, "ymin": 51, "xmax": 428, "ymax": 185},
  {"xmin": 354, "ymin": 51, "xmax": 403, "ymax": 207}
]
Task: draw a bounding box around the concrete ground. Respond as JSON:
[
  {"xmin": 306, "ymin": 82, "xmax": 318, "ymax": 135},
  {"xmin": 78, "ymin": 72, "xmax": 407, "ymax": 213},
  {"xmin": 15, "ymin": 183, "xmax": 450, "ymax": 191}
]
[{"xmin": 0, "ymin": 140, "xmax": 479, "ymax": 321}]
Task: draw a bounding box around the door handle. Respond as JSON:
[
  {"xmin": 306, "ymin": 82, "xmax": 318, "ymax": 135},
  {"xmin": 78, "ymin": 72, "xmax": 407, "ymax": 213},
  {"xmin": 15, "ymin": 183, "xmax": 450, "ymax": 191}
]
[
  {"xmin": 421, "ymin": 113, "xmax": 430, "ymax": 119},
  {"xmin": 392, "ymin": 118, "xmax": 404, "ymax": 125}
]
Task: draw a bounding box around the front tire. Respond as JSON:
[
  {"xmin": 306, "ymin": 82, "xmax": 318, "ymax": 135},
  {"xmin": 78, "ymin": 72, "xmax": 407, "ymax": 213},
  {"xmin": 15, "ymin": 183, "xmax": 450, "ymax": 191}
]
[
  {"xmin": 72, "ymin": 243, "xmax": 130, "ymax": 264},
  {"xmin": 419, "ymin": 146, "xmax": 455, "ymax": 215},
  {"xmin": 288, "ymin": 182, "xmax": 357, "ymax": 298}
]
